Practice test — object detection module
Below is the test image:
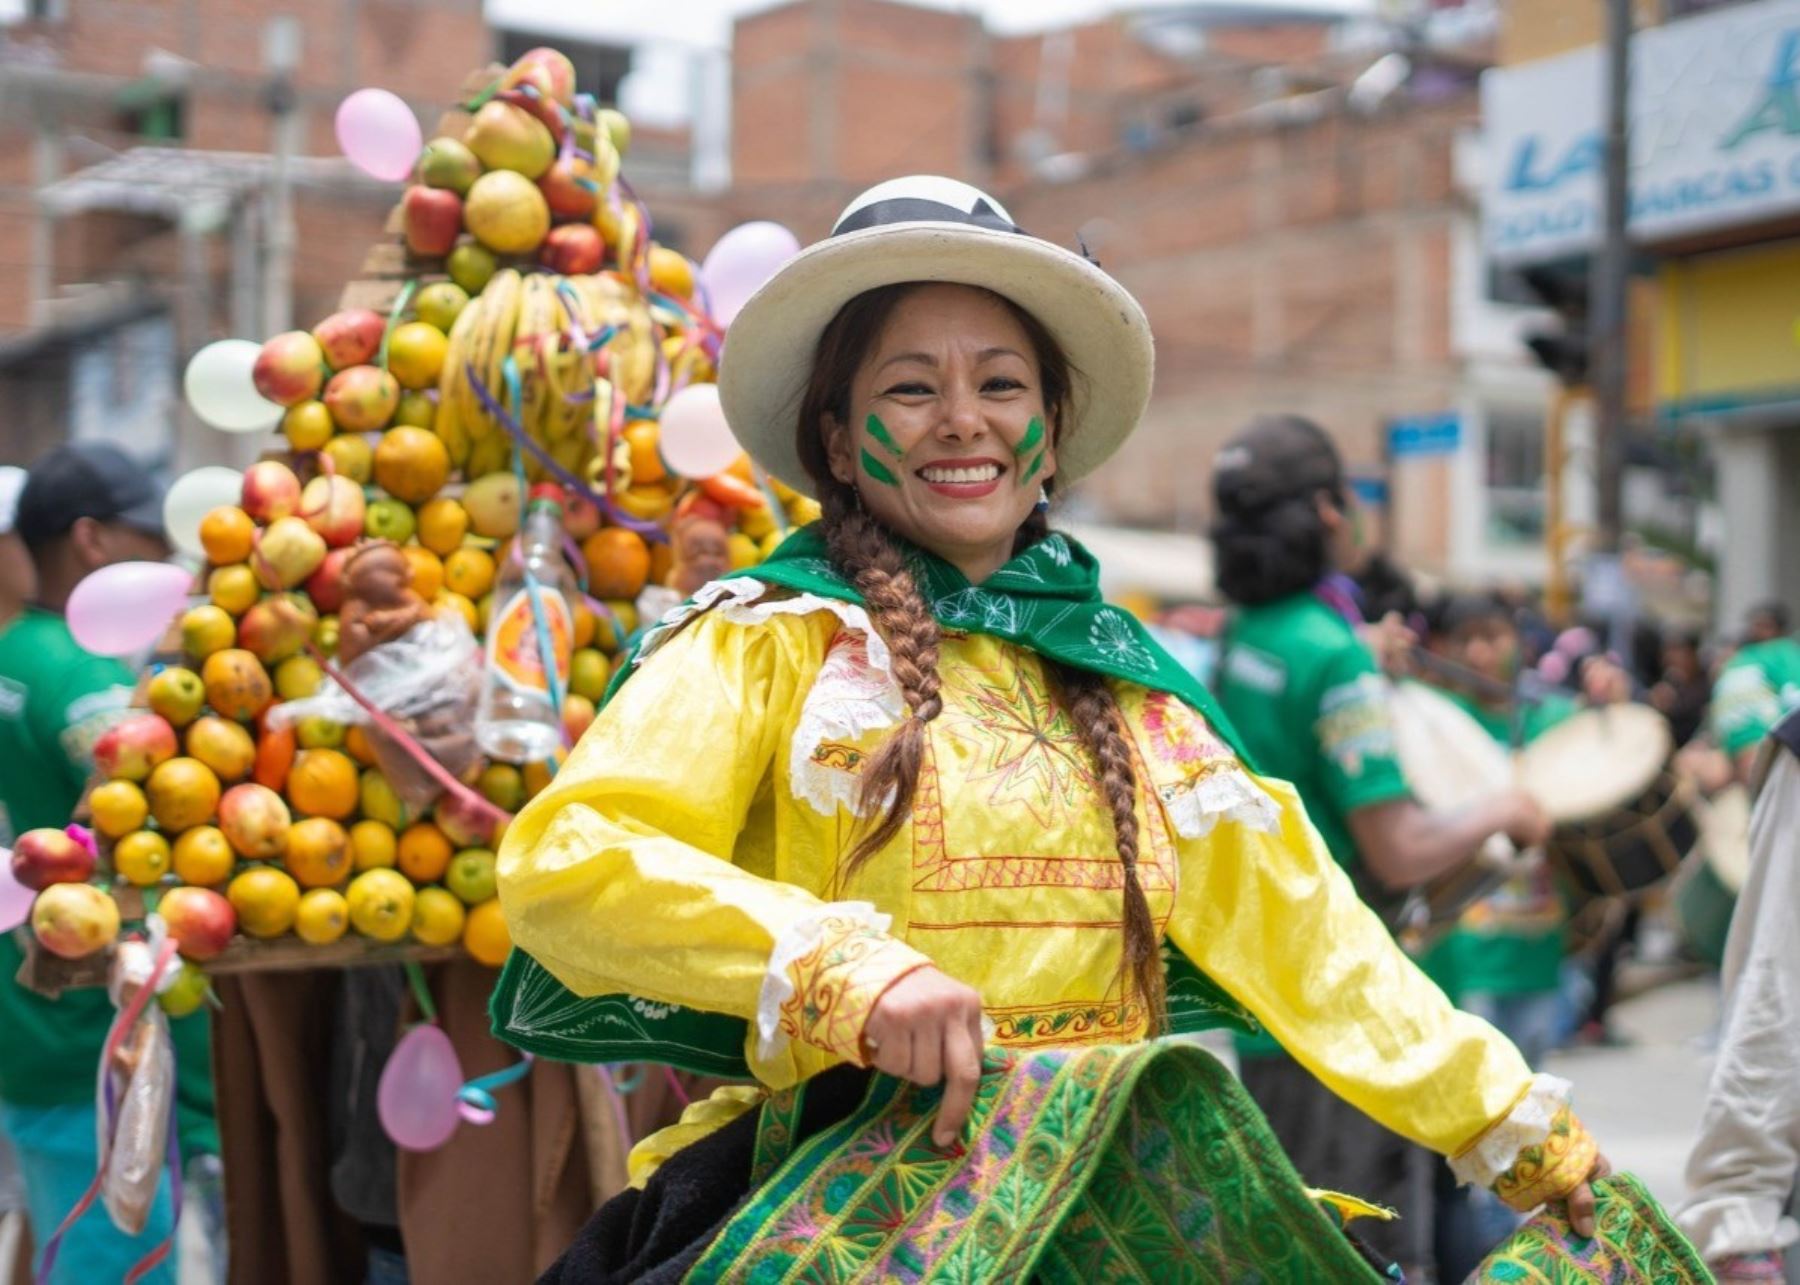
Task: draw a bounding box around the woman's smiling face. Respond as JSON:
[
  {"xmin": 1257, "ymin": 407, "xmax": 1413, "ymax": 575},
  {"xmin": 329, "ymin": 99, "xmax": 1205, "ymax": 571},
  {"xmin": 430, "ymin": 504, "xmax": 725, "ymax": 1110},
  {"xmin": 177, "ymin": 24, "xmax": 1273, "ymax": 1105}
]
[{"xmin": 823, "ymin": 283, "xmax": 1055, "ymax": 584}]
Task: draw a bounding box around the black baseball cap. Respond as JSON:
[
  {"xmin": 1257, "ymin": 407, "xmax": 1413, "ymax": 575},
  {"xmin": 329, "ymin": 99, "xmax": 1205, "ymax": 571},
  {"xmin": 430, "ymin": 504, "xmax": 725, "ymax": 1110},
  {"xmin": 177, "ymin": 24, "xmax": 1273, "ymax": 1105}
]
[
  {"xmin": 1211, "ymin": 414, "xmax": 1345, "ymax": 517},
  {"xmin": 15, "ymin": 441, "xmax": 167, "ymax": 550}
]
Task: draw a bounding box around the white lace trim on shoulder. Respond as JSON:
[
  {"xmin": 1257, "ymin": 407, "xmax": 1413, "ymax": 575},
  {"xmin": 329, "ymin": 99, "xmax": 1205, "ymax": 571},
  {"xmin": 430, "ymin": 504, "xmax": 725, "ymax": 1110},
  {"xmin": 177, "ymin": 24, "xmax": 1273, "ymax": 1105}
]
[
  {"xmin": 1159, "ymin": 768, "xmax": 1283, "ymax": 839},
  {"xmin": 1449, "ymin": 1073, "xmax": 1574, "ymax": 1188},
  {"xmin": 756, "ymin": 901, "xmax": 890, "ymax": 1061}
]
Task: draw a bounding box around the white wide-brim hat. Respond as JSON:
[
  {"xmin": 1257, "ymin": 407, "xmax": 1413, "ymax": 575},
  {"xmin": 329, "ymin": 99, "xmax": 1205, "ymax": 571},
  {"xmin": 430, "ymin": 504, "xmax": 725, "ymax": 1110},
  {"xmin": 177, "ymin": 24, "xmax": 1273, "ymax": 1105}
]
[{"xmin": 718, "ymin": 176, "xmax": 1154, "ymax": 498}]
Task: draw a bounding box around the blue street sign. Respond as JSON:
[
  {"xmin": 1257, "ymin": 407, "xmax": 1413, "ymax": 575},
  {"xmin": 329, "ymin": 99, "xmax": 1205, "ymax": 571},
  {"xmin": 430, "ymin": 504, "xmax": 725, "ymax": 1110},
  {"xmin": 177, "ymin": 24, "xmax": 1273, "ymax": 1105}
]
[
  {"xmin": 1387, "ymin": 413, "xmax": 1461, "ymax": 458},
  {"xmin": 1349, "ymin": 476, "xmax": 1389, "ymax": 507}
]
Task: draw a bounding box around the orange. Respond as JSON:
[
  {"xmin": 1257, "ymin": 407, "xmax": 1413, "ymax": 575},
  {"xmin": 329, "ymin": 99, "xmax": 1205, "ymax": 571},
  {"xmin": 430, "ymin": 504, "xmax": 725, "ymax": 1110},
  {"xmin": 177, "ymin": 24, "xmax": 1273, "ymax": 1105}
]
[
  {"xmin": 522, "ymin": 753, "xmax": 562, "ymax": 800},
  {"xmin": 294, "ymin": 888, "xmax": 349, "ymax": 944},
  {"xmin": 400, "ymin": 546, "xmax": 443, "ymax": 600},
  {"xmin": 582, "ymin": 528, "xmax": 650, "ymax": 600},
  {"xmin": 385, "ymin": 322, "xmax": 448, "ymax": 391},
  {"xmin": 172, "ymin": 826, "xmax": 235, "ymax": 887},
  {"xmin": 436, "ymin": 591, "xmax": 478, "ymax": 633},
  {"xmin": 442, "ymin": 547, "xmax": 495, "ymax": 600},
  {"xmin": 571, "ymin": 599, "xmax": 596, "ymax": 650},
  {"xmin": 569, "ymin": 648, "xmax": 610, "ymax": 702},
  {"xmin": 397, "ymin": 822, "xmax": 452, "ymax": 884},
  {"xmin": 89, "ymin": 780, "xmax": 149, "ymax": 838},
  {"xmin": 728, "ymin": 533, "xmax": 759, "ymax": 571},
  {"xmin": 228, "ymin": 866, "xmax": 300, "ymax": 938},
  {"xmin": 199, "ymin": 506, "xmax": 255, "ymax": 565},
  {"xmin": 186, "ymin": 715, "xmax": 256, "ymax": 782},
  {"xmin": 208, "ymin": 564, "xmax": 260, "ymax": 616},
  {"xmin": 348, "ymin": 819, "xmax": 397, "ymax": 870},
  {"xmin": 180, "ymin": 605, "xmax": 237, "ymax": 661},
  {"xmin": 410, "ymin": 886, "xmax": 465, "ymax": 947},
  {"xmin": 114, "ymin": 830, "xmax": 172, "ymax": 887},
  {"xmin": 283, "ymin": 816, "xmax": 351, "ymax": 888},
  {"xmin": 146, "ymin": 757, "xmax": 222, "ymax": 832},
  {"xmin": 462, "ymin": 898, "xmax": 512, "ymax": 967},
  {"xmin": 621, "ymin": 420, "xmax": 666, "ymax": 486},
  {"xmin": 373, "ymin": 426, "xmax": 450, "ymax": 504},
  {"xmin": 615, "ymin": 483, "xmax": 675, "ymax": 523},
  {"xmin": 343, "ymin": 725, "xmax": 379, "ymax": 767},
  {"xmin": 282, "ymin": 401, "xmax": 335, "ymax": 451},
  {"xmin": 347, "ymin": 868, "xmax": 414, "ymax": 942},
  {"xmin": 416, "ymin": 497, "xmax": 470, "ymax": 557},
  {"xmin": 201, "ymin": 649, "xmax": 273, "ymax": 722},
  {"xmin": 647, "ymin": 541, "xmax": 674, "ymax": 590},
  {"xmin": 647, "ymin": 244, "xmax": 694, "ymax": 298},
  {"xmin": 286, "ymin": 749, "xmax": 358, "ymax": 819},
  {"xmin": 322, "ymin": 433, "xmax": 372, "ymax": 485}
]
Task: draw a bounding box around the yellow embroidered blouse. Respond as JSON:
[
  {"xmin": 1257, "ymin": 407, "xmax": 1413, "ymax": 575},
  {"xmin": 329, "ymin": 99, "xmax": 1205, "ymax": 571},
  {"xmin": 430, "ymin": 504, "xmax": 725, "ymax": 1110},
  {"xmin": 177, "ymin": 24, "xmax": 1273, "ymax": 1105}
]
[{"xmin": 497, "ymin": 582, "xmax": 1568, "ymax": 1189}]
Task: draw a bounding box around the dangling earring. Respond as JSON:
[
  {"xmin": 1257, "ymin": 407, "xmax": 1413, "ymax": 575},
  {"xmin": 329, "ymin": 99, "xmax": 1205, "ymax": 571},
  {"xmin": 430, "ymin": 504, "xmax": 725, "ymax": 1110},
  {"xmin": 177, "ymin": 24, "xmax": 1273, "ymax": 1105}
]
[{"xmin": 1034, "ymin": 486, "xmax": 1050, "ymax": 514}]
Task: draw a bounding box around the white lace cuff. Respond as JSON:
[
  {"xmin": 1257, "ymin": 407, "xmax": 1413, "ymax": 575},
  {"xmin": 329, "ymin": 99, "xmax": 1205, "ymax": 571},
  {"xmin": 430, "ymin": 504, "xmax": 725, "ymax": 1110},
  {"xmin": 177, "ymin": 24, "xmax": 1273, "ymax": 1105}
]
[
  {"xmin": 756, "ymin": 901, "xmax": 935, "ymax": 1064},
  {"xmin": 1448, "ymin": 1073, "xmax": 1573, "ymax": 1188},
  {"xmin": 1159, "ymin": 768, "xmax": 1282, "ymax": 839}
]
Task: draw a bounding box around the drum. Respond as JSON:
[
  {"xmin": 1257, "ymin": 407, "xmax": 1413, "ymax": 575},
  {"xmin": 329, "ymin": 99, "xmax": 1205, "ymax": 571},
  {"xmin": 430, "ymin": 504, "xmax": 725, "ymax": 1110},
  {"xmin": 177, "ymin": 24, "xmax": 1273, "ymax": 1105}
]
[
  {"xmin": 1387, "ymin": 681, "xmax": 1527, "ymax": 936},
  {"xmin": 1672, "ymin": 785, "xmax": 1750, "ymax": 967},
  {"xmin": 1516, "ymin": 705, "xmax": 1700, "ymax": 902}
]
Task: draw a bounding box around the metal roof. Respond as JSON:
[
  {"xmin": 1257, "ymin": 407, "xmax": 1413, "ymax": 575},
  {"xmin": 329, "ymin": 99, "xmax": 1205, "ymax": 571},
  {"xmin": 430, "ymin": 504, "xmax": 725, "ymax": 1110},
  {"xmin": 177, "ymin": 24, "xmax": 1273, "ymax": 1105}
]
[{"xmin": 36, "ymin": 147, "xmax": 394, "ymax": 222}]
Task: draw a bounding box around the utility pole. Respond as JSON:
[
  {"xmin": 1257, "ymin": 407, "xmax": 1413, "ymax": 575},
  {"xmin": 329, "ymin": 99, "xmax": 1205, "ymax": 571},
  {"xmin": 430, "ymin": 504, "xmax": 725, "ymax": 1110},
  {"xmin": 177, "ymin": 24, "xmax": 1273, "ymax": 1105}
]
[
  {"xmin": 1591, "ymin": 0, "xmax": 1632, "ymax": 553},
  {"xmin": 261, "ymin": 16, "xmax": 302, "ymax": 341}
]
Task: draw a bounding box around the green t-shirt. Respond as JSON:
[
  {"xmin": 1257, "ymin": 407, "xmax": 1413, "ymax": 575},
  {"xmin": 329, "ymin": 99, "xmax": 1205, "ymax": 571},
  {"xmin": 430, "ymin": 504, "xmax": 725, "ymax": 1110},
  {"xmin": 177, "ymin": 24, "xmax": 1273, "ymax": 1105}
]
[
  {"xmin": 0, "ymin": 609, "xmax": 217, "ymax": 1158},
  {"xmin": 1215, "ymin": 594, "xmax": 1411, "ymax": 1059},
  {"xmin": 1420, "ymin": 687, "xmax": 1579, "ymax": 1002},
  {"xmin": 1711, "ymin": 637, "xmax": 1800, "ymax": 756}
]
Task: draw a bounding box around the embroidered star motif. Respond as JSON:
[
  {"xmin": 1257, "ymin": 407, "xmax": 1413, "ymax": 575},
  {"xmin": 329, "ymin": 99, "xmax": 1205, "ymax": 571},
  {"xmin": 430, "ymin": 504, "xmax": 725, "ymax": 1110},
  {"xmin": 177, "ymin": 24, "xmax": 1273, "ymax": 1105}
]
[{"xmin": 939, "ymin": 655, "xmax": 1096, "ymax": 828}]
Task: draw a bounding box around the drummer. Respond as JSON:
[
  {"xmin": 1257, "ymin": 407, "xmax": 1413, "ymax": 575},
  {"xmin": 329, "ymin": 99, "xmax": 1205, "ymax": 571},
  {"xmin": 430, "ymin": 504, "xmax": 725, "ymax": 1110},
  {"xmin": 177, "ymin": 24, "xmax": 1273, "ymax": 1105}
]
[
  {"xmin": 1209, "ymin": 416, "xmax": 1552, "ymax": 1278},
  {"xmin": 1711, "ymin": 601, "xmax": 1800, "ymax": 784}
]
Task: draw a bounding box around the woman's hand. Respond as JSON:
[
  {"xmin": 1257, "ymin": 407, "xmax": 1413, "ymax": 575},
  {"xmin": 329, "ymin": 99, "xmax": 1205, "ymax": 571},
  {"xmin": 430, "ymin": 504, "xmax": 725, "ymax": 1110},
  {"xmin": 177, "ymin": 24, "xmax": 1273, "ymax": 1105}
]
[
  {"xmin": 863, "ymin": 967, "xmax": 986, "ymax": 1148},
  {"xmin": 1499, "ymin": 789, "xmax": 1554, "ymax": 850},
  {"xmin": 1358, "ymin": 612, "xmax": 1418, "ymax": 677},
  {"xmin": 1557, "ymin": 1152, "xmax": 1613, "ymax": 1238}
]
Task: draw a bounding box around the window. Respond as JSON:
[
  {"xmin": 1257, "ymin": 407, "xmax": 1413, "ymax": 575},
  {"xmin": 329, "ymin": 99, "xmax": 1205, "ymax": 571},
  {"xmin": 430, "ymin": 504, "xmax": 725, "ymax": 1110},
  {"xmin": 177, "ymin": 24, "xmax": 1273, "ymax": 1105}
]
[
  {"xmin": 1484, "ymin": 404, "xmax": 1545, "ymax": 544},
  {"xmin": 497, "ymin": 30, "xmax": 631, "ymax": 106}
]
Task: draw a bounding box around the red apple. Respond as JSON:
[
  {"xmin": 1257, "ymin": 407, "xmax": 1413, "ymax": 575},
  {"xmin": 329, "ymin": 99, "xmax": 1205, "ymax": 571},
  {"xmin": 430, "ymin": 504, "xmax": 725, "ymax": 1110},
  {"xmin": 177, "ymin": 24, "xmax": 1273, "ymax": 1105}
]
[
  {"xmin": 159, "ymin": 886, "xmax": 237, "ymax": 961},
  {"xmin": 11, "ymin": 828, "xmax": 96, "ymax": 891},
  {"xmin": 304, "ymin": 546, "xmax": 356, "ymax": 614},
  {"xmin": 30, "ymin": 883, "xmax": 118, "ymax": 959},
  {"xmin": 324, "ymin": 365, "xmax": 401, "ymax": 433},
  {"xmin": 93, "ymin": 714, "xmax": 179, "ymax": 783},
  {"xmin": 562, "ymin": 493, "xmax": 601, "ymax": 540},
  {"xmin": 540, "ymin": 223, "xmax": 603, "ymax": 275},
  {"xmin": 254, "ymin": 516, "xmax": 327, "ymax": 590},
  {"xmin": 503, "ymin": 47, "xmax": 576, "ymax": 109},
  {"xmin": 237, "ymin": 593, "xmax": 319, "ymax": 664},
  {"xmin": 241, "ymin": 460, "xmax": 302, "ymax": 524},
  {"xmin": 300, "ymin": 474, "xmax": 366, "ymax": 547},
  {"xmin": 311, "ymin": 309, "xmax": 386, "ymax": 372},
  {"xmin": 434, "ymin": 790, "xmax": 498, "ymax": 850},
  {"xmin": 403, "ymin": 185, "xmax": 463, "ymax": 257},
  {"xmin": 538, "ymin": 156, "xmax": 599, "ymax": 222},
  {"xmin": 253, "ymin": 331, "xmax": 327, "ymax": 407}
]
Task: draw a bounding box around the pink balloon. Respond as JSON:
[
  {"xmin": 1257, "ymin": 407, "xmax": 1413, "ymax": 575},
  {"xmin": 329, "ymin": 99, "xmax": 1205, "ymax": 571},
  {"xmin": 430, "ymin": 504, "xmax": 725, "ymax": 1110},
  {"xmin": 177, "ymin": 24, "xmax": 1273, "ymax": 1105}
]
[
  {"xmin": 700, "ymin": 221, "xmax": 801, "ymax": 326},
  {"xmin": 378, "ymin": 1024, "xmax": 464, "ymax": 1152},
  {"xmin": 659, "ymin": 383, "xmax": 743, "ymax": 479},
  {"xmin": 0, "ymin": 857, "xmax": 32, "ymax": 933},
  {"xmin": 336, "ymin": 89, "xmax": 423, "ymax": 183},
  {"xmin": 66, "ymin": 562, "xmax": 193, "ymax": 657}
]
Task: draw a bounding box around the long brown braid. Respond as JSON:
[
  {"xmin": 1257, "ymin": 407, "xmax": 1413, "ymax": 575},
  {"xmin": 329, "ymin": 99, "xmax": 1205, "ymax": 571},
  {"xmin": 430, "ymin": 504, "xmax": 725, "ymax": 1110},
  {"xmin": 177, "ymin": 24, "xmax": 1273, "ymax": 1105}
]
[{"xmin": 792, "ymin": 284, "xmax": 1167, "ymax": 1031}]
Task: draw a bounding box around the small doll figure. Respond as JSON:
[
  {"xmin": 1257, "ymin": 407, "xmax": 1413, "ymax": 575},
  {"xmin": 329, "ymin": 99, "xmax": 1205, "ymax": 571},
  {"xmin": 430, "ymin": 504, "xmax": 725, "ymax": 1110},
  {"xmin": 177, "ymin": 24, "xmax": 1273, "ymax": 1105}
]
[
  {"xmin": 667, "ymin": 516, "xmax": 732, "ymax": 597},
  {"xmin": 337, "ymin": 543, "xmax": 428, "ymax": 666}
]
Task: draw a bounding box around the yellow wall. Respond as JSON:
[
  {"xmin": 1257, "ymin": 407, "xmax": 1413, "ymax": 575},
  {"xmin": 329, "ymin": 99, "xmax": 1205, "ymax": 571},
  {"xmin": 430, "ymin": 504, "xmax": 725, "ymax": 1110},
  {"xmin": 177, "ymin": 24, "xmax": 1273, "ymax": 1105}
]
[
  {"xmin": 1658, "ymin": 240, "xmax": 1800, "ymax": 412},
  {"xmin": 1498, "ymin": 0, "xmax": 1663, "ymax": 66}
]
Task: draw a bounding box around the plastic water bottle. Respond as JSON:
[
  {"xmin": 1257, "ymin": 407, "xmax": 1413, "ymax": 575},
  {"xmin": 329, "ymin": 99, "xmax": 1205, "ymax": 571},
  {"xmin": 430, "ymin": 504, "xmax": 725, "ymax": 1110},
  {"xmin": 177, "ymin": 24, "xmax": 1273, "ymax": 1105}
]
[{"xmin": 475, "ymin": 483, "xmax": 575, "ymax": 763}]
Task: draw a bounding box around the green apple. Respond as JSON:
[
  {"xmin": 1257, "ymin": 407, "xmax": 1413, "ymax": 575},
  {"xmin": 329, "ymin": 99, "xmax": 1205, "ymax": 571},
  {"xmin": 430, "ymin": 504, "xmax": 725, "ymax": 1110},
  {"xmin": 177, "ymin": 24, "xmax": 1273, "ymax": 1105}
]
[
  {"xmin": 158, "ymin": 962, "xmax": 212, "ymax": 1018},
  {"xmin": 364, "ymin": 497, "xmax": 417, "ymax": 544},
  {"xmin": 417, "ymin": 137, "xmax": 481, "ymax": 196},
  {"xmin": 394, "ymin": 391, "xmax": 436, "ymax": 429},
  {"xmin": 447, "ymin": 242, "xmax": 497, "ymax": 296},
  {"xmin": 445, "ymin": 848, "xmax": 498, "ymax": 905},
  {"xmin": 296, "ymin": 716, "xmax": 346, "ymax": 750},
  {"xmin": 415, "ymin": 282, "xmax": 470, "ymax": 334}
]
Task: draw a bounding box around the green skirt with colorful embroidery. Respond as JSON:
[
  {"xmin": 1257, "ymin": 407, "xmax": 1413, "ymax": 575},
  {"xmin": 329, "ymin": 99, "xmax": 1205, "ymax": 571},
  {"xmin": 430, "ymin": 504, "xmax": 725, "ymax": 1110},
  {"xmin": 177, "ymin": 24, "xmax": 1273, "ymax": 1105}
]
[{"xmin": 678, "ymin": 1041, "xmax": 1709, "ymax": 1284}]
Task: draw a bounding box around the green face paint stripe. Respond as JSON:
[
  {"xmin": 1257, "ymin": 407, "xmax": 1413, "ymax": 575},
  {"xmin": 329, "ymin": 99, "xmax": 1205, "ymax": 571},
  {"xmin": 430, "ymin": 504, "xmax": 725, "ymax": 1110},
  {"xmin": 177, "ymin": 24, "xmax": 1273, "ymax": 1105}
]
[
  {"xmin": 1013, "ymin": 416, "xmax": 1045, "ymax": 459},
  {"xmin": 1021, "ymin": 449, "xmax": 1046, "ymax": 485},
  {"xmin": 864, "ymin": 414, "xmax": 904, "ymax": 459},
  {"xmin": 860, "ymin": 448, "xmax": 901, "ymax": 488}
]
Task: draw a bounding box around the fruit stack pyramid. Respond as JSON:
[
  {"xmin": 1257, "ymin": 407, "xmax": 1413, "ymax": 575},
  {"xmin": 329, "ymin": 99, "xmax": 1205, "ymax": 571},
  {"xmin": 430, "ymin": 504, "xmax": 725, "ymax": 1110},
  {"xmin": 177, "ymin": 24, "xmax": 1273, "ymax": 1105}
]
[{"xmin": 18, "ymin": 50, "xmax": 815, "ymax": 1007}]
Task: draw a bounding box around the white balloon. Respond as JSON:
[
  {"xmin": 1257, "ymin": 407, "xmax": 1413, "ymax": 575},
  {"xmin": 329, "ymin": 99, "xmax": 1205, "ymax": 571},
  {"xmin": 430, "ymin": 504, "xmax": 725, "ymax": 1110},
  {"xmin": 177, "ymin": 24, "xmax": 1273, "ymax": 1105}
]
[
  {"xmin": 162, "ymin": 466, "xmax": 244, "ymax": 559},
  {"xmin": 184, "ymin": 339, "xmax": 283, "ymax": 433},
  {"xmin": 658, "ymin": 383, "xmax": 743, "ymax": 479}
]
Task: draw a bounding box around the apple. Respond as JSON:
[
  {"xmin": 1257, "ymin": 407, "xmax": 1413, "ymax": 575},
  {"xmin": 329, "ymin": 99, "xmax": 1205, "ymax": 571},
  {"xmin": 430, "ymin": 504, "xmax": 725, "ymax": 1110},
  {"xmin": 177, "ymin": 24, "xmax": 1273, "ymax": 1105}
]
[
  {"xmin": 312, "ymin": 309, "xmax": 385, "ymax": 372},
  {"xmin": 562, "ymin": 693, "xmax": 596, "ymax": 744},
  {"xmin": 597, "ymin": 108, "xmax": 631, "ymax": 159},
  {"xmin": 324, "ymin": 365, "xmax": 401, "ymax": 434},
  {"xmin": 255, "ymin": 516, "xmax": 327, "ymax": 590},
  {"xmin": 159, "ymin": 886, "xmax": 237, "ymax": 962},
  {"xmin": 218, "ymin": 783, "xmax": 292, "ymax": 861},
  {"xmin": 301, "ymin": 474, "xmax": 365, "ymax": 547},
  {"xmin": 158, "ymin": 962, "xmax": 210, "ymax": 1017},
  {"xmin": 146, "ymin": 666, "xmax": 207, "ymax": 728},
  {"xmin": 433, "ymin": 790, "xmax": 497, "ymax": 850},
  {"xmin": 253, "ymin": 331, "xmax": 326, "ymax": 407},
  {"xmin": 447, "ymin": 243, "xmax": 498, "ymax": 295},
  {"xmin": 540, "ymin": 223, "xmax": 603, "ymax": 275},
  {"xmin": 11, "ymin": 828, "xmax": 96, "ymax": 890},
  {"xmin": 237, "ymin": 593, "xmax": 319, "ymax": 664},
  {"xmin": 31, "ymin": 883, "xmax": 119, "ymax": 960},
  {"xmin": 416, "ymin": 136, "xmax": 481, "ymax": 195},
  {"xmin": 464, "ymin": 100, "xmax": 555, "ymax": 179},
  {"xmin": 403, "ymin": 185, "xmax": 463, "ymax": 258},
  {"xmin": 304, "ymin": 547, "xmax": 356, "ymax": 614},
  {"xmin": 462, "ymin": 473, "xmax": 522, "ymax": 539},
  {"xmin": 504, "ymin": 47, "xmax": 576, "ymax": 107},
  {"xmin": 414, "ymin": 282, "xmax": 469, "ymax": 334},
  {"xmin": 94, "ymin": 713, "xmax": 179, "ymax": 783},
  {"xmin": 538, "ymin": 156, "xmax": 599, "ymax": 221},
  {"xmin": 240, "ymin": 460, "xmax": 302, "ymax": 524},
  {"xmin": 362, "ymin": 499, "xmax": 416, "ymax": 547},
  {"xmin": 562, "ymin": 493, "xmax": 601, "ymax": 541}
]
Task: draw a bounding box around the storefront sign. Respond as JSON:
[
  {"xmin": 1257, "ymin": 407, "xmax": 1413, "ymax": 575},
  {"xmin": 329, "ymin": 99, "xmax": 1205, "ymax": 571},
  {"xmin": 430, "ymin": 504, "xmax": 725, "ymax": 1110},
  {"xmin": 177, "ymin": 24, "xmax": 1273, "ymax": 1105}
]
[
  {"xmin": 1387, "ymin": 412, "xmax": 1462, "ymax": 458},
  {"xmin": 1484, "ymin": 0, "xmax": 1800, "ymax": 263}
]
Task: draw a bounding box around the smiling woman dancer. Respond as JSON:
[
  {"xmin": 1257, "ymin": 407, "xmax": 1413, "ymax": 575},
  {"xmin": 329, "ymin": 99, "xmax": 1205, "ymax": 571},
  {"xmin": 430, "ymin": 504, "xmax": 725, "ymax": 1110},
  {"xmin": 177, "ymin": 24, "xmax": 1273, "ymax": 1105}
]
[{"xmin": 488, "ymin": 177, "xmax": 1690, "ymax": 1284}]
